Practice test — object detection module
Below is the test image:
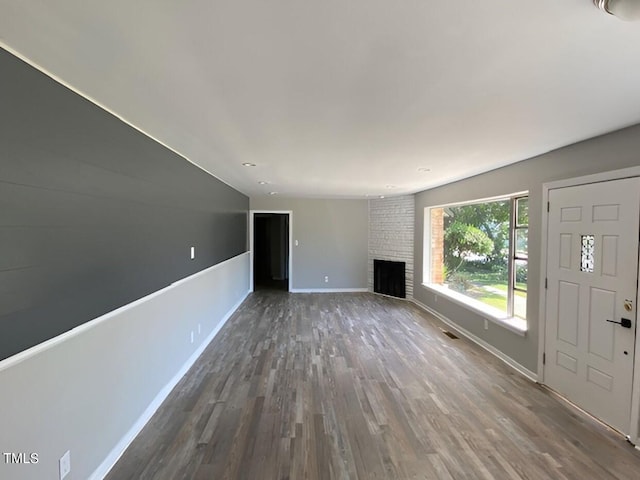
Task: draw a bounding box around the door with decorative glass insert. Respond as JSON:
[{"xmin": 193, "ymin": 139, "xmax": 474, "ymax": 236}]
[{"xmin": 544, "ymin": 177, "xmax": 640, "ymax": 434}]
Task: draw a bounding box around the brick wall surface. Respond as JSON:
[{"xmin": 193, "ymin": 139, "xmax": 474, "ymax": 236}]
[
  {"xmin": 368, "ymin": 195, "xmax": 415, "ymax": 298},
  {"xmin": 430, "ymin": 208, "xmax": 444, "ymax": 284}
]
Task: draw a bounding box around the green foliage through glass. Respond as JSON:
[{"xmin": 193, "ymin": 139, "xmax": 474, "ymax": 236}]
[{"xmin": 430, "ymin": 196, "xmax": 528, "ymax": 319}]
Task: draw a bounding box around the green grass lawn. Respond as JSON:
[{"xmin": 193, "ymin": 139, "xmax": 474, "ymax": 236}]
[
  {"xmin": 454, "ymin": 269, "xmax": 526, "ymax": 313},
  {"xmin": 470, "ymin": 288, "xmax": 507, "ymax": 310},
  {"xmin": 448, "ymin": 270, "xmax": 527, "ymax": 318},
  {"xmin": 462, "ymin": 270, "xmax": 504, "ymax": 285},
  {"xmin": 478, "ymin": 282, "xmax": 527, "ymax": 297}
]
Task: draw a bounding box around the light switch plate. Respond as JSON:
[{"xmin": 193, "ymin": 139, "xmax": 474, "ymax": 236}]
[{"xmin": 59, "ymin": 450, "xmax": 70, "ymax": 480}]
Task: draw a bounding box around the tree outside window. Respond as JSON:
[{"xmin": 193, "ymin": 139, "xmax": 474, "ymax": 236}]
[{"xmin": 429, "ymin": 195, "xmax": 528, "ymax": 319}]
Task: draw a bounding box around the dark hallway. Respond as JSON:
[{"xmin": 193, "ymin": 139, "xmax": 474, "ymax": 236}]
[{"xmin": 253, "ymin": 213, "xmax": 289, "ymax": 291}]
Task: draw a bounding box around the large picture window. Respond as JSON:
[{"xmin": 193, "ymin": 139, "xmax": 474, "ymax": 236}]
[{"xmin": 427, "ymin": 195, "xmax": 528, "ymax": 320}]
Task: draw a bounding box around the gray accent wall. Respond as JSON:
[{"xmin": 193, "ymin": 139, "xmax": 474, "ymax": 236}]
[
  {"xmin": 0, "ymin": 48, "xmax": 248, "ymax": 361},
  {"xmin": 250, "ymin": 197, "xmax": 368, "ymax": 290},
  {"xmin": 414, "ymin": 123, "xmax": 640, "ymax": 373}
]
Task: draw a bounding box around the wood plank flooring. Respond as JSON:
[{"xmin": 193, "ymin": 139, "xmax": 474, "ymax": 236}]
[{"xmin": 106, "ymin": 292, "xmax": 640, "ymax": 479}]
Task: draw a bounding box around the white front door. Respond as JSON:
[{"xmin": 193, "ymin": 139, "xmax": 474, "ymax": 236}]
[{"xmin": 544, "ymin": 177, "xmax": 640, "ymax": 433}]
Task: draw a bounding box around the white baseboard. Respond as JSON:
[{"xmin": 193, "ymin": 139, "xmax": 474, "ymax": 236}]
[
  {"xmin": 411, "ymin": 298, "xmax": 537, "ymax": 382},
  {"xmin": 91, "ymin": 289, "xmax": 249, "ymax": 480},
  {"xmin": 290, "ymin": 288, "xmax": 368, "ymax": 293}
]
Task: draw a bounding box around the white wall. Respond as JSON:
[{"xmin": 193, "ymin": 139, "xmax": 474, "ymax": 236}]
[
  {"xmin": 368, "ymin": 195, "xmax": 415, "ymax": 297},
  {"xmin": 0, "ymin": 252, "xmax": 250, "ymax": 480}
]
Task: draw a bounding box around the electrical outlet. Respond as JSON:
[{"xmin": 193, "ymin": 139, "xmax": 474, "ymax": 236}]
[
  {"xmin": 59, "ymin": 450, "xmax": 70, "ymax": 480},
  {"xmin": 295, "ymin": 240, "xmax": 299, "ymax": 246},
  {"xmin": 190, "ymin": 331, "xmax": 194, "ymax": 344},
  {"xmin": 324, "ymin": 276, "xmax": 329, "ymax": 283},
  {"xmin": 484, "ymin": 319, "xmax": 489, "ymax": 330},
  {"xmin": 190, "ymin": 246, "xmax": 195, "ymax": 260}
]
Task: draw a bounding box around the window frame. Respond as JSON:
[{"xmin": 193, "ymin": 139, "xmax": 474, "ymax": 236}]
[
  {"xmin": 509, "ymin": 196, "xmax": 528, "ymax": 319},
  {"xmin": 423, "ymin": 192, "xmax": 528, "ymax": 334}
]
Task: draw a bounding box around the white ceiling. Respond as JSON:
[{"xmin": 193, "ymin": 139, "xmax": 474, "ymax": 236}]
[{"xmin": 2, "ymin": 1, "xmax": 640, "ymax": 198}]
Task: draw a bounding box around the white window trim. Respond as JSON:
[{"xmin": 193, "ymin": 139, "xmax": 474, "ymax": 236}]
[
  {"xmin": 421, "ymin": 283, "xmax": 527, "ymax": 336},
  {"xmin": 423, "ymin": 192, "xmax": 528, "ymax": 336}
]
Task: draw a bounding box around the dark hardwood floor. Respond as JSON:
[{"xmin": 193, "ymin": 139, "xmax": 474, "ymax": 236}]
[{"xmin": 106, "ymin": 292, "xmax": 640, "ymax": 479}]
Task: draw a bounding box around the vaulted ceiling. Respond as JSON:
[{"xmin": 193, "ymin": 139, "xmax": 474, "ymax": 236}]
[{"xmin": 2, "ymin": 1, "xmax": 640, "ymax": 197}]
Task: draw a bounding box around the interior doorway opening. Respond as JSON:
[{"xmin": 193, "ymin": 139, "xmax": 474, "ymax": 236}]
[{"xmin": 253, "ymin": 213, "xmax": 290, "ymax": 291}]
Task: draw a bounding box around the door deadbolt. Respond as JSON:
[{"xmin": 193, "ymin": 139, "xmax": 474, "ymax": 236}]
[
  {"xmin": 624, "ymin": 300, "xmax": 633, "ymax": 312},
  {"xmin": 606, "ymin": 318, "xmax": 632, "ymax": 328}
]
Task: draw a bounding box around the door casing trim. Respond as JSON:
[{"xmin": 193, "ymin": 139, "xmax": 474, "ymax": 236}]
[{"xmin": 249, "ymin": 210, "xmax": 293, "ymax": 293}]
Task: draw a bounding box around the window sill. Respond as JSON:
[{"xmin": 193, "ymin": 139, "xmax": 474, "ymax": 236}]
[{"xmin": 421, "ymin": 283, "xmax": 527, "ymax": 336}]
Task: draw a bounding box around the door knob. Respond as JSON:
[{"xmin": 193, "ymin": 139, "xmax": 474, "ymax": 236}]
[{"xmin": 606, "ymin": 318, "xmax": 632, "ymax": 328}]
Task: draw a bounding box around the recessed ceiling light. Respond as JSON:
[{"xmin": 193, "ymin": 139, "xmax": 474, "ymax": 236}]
[
  {"xmin": 258, "ymin": 181, "xmax": 269, "ymax": 185},
  {"xmin": 418, "ymin": 167, "xmax": 431, "ymax": 172},
  {"xmin": 385, "ymin": 185, "xmax": 396, "ymax": 189},
  {"xmin": 242, "ymin": 162, "xmax": 256, "ymax": 167},
  {"xmin": 269, "ymin": 191, "xmax": 278, "ymax": 195},
  {"xmin": 379, "ymin": 195, "xmax": 385, "ymax": 199}
]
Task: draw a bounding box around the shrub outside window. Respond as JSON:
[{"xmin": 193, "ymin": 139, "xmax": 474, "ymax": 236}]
[{"xmin": 428, "ymin": 195, "xmax": 528, "ymax": 319}]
